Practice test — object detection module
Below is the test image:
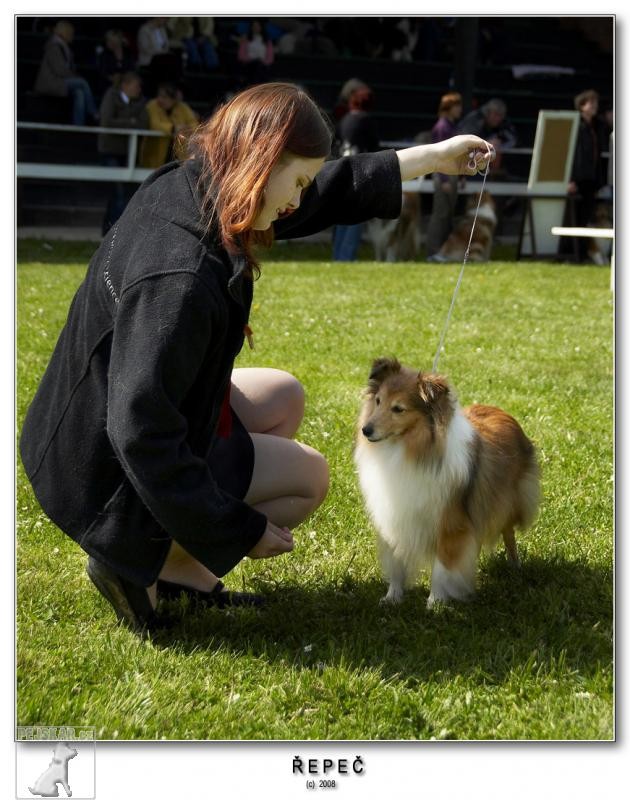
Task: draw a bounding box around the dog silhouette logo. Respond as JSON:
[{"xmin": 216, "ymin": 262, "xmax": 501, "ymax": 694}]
[{"xmin": 28, "ymin": 741, "xmax": 77, "ymax": 797}]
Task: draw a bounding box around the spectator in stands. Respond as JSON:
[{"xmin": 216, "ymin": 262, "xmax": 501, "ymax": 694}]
[
  {"xmin": 426, "ymin": 92, "xmax": 463, "ymax": 260},
  {"xmin": 96, "ymin": 29, "xmax": 135, "ymax": 95},
  {"xmin": 392, "ymin": 18, "xmax": 419, "ymax": 62},
  {"xmin": 292, "ymin": 19, "xmax": 338, "ymax": 56},
  {"xmin": 140, "ymin": 83, "xmax": 199, "ymax": 170},
  {"xmin": 98, "ymin": 71, "xmax": 149, "ymax": 235},
  {"xmin": 333, "ymin": 77, "xmax": 368, "ymax": 122},
  {"xmin": 137, "ymin": 18, "xmax": 182, "ymax": 87},
  {"xmin": 34, "ymin": 20, "xmax": 99, "ymax": 126},
  {"xmin": 237, "ymin": 20, "xmax": 275, "ymax": 85},
  {"xmin": 458, "ymin": 98, "xmax": 517, "ymax": 174},
  {"xmin": 361, "ymin": 17, "xmax": 407, "ymax": 60},
  {"xmin": 270, "ymin": 18, "xmax": 311, "ymax": 55},
  {"xmin": 167, "ymin": 17, "xmax": 219, "ymax": 72},
  {"xmin": 19, "ymin": 81, "xmax": 494, "ymax": 634},
  {"xmin": 332, "ymin": 86, "xmax": 381, "ymax": 261},
  {"xmin": 567, "ymin": 89, "xmax": 608, "ymax": 262},
  {"xmin": 137, "ymin": 18, "xmax": 171, "ymax": 67}
]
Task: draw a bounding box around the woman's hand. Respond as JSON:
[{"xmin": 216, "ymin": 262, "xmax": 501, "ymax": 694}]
[
  {"xmin": 247, "ymin": 521, "xmax": 294, "ymax": 559},
  {"xmin": 433, "ymin": 135, "xmax": 496, "ymax": 175},
  {"xmin": 397, "ymin": 135, "xmax": 496, "ymax": 181}
]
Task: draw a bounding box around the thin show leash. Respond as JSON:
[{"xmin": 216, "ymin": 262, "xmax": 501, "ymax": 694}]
[{"xmin": 431, "ymin": 143, "xmax": 494, "ymax": 373}]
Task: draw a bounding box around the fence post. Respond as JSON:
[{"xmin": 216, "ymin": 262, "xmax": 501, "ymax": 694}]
[{"xmin": 127, "ymin": 132, "xmax": 138, "ymax": 178}]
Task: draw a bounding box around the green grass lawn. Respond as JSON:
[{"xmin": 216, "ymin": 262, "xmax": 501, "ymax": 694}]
[{"xmin": 16, "ymin": 239, "xmax": 613, "ymax": 740}]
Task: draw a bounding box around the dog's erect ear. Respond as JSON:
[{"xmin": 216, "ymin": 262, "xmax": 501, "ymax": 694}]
[
  {"xmin": 368, "ymin": 357, "xmax": 401, "ymax": 390},
  {"xmin": 417, "ymin": 373, "xmax": 450, "ymax": 406}
]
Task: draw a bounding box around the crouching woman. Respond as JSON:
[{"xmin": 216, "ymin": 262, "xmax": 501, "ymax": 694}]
[{"xmin": 20, "ymin": 82, "xmax": 493, "ymax": 633}]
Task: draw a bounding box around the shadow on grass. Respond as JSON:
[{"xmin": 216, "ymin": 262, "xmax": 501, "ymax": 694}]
[{"xmin": 149, "ymin": 554, "xmax": 612, "ymax": 685}]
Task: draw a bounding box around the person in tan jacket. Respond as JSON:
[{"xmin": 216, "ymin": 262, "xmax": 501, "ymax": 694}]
[{"xmin": 140, "ymin": 83, "xmax": 200, "ymax": 169}]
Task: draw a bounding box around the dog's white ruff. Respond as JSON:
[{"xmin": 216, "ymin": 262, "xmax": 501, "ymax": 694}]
[
  {"xmin": 355, "ymin": 406, "xmax": 476, "ymax": 600},
  {"xmin": 468, "ymin": 203, "xmax": 497, "ymax": 226}
]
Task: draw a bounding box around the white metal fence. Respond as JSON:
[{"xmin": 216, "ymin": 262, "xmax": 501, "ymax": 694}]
[
  {"xmin": 17, "ymin": 122, "xmax": 538, "ymax": 194},
  {"xmin": 16, "ymin": 122, "xmax": 169, "ymax": 183}
]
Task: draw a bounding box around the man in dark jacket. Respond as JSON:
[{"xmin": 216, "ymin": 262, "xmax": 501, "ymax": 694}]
[
  {"xmin": 567, "ymin": 89, "xmax": 608, "ymax": 262},
  {"xmin": 34, "ymin": 20, "xmax": 98, "ymax": 125},
  {"xmin": 98, "ymin": 71, "xmax": 150, "ymax": 235},
  {"xmin": 458, "ymin": 98, "xmax": 517, "ymax": 175}
]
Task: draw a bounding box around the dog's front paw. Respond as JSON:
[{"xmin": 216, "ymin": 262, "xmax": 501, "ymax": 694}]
[
  {"xmin": 427, "ymin": 592, "xmax": 475, "ymax": 610},
  {"xmin": 380, "ymin": 585, "xmax": 404, "ymax": 605},
  {"xmin": 426, "ymin": 592, "xmax": 451, "ymax": 610}
]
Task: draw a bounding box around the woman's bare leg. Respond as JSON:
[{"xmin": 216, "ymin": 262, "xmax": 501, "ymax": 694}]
[
  {"xmin": 244, "ymin": 433, "xmax": 329, "ymax": 528},
  {"xmin": 154, "ymin": 369, "xmax": 326, "ymax": 594},
  {"xmin": 230, "ymin": 367, "xmax": 305, "ymax": 437},
  {"xmin": 158, "ymin": 540, "xmax": 220, "ymax": 591}
]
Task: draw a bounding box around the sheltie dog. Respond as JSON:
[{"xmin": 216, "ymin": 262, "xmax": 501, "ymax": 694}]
[
  {"xmin": 354, "ymin": 358, "xmax": 540, "ymax": 606},
  {"xmin": 368, "ymin": 192, "xmax": 421, "ymax": 262},
  {"xmin": 587, "ymin": 202, "xmax": 613, "ymax": 265},
  {"xmin": 432, "ymin": 191, "xmax": 497, "ymax": 263}
]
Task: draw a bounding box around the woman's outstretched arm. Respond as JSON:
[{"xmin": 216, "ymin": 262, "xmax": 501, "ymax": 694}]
[{"xmin": 396, "ymin": 134, "xmax": 495, "ymax": 181}]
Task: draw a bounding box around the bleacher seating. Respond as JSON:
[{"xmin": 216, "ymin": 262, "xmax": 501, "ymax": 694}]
[{"xmin": 16, "ymin": 15, "xmax": 613, "ymax": 231}]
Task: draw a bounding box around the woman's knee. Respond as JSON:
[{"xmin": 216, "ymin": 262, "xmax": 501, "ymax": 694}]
[
  {"xmin": 245, "ymin": 436, "xmax": 329, "ymax": 527},
  {"xmin": 232, "ymin": 367, "xmax": 305, "ymax": 437},
  {"xmin": 277, "ymin": 371, "xmax": 305, "ymax": 437},
  {"xmin": 306, "ymin": 445, "xmax": 329, "ymax": 508}
]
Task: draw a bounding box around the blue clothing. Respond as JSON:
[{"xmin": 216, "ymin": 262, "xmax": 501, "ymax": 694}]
[
  {"xmin": 64, "ymin": 76, "xmax": 97, "ymax": 125},
  {"xmin": 333, "ymin": 223, "xmax": 364, "ymax": 261}
]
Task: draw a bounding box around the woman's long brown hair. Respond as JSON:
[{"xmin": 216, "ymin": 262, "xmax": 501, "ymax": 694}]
[{"xmin": 190, "ymin": 83, "xmax": 332, "ymax": 277}]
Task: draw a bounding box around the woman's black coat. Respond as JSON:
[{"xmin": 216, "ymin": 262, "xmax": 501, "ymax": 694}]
[{"xmin": 19, "ymin": 150, "xmax": 402, "ymax": 586}]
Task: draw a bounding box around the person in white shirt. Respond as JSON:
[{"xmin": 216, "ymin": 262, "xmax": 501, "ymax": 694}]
[{"xmin": 137, "ymin": 18, "xmax": 171, "ymax": 67}]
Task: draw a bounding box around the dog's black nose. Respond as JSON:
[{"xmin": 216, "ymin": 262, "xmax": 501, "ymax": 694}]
[{"xmin": 362, "ymin": 424, "xmax": 374, "ymax": 439}]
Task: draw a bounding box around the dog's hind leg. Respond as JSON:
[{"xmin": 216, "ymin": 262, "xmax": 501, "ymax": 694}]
[
  {"xmin": 428, "ymin": 514, "xmax": 479, "ymax": 607},
  {"xmin": 502, "ymin": 526, "xmax": 521, "ymax": 567}
]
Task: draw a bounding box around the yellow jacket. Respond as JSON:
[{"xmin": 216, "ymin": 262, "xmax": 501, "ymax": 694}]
[{"xmin": 140, "ymin": 98, "xmax": 199, "ymax": 169}]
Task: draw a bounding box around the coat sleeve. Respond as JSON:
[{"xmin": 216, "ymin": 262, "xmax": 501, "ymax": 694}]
[
  {"xmin": 99, "ymin": 90, "xmax": 116, "ymax": 126},
  {"xmin": 273, "ymin": 149, "xmax": 402, "ymax": 240},
  {"xmin": 48, "ymin": 42, "xmax": 75, "ymax": 80},
  {"xmin": 106, "ymin": 270, "xmax": 266, "ymax": 574}
]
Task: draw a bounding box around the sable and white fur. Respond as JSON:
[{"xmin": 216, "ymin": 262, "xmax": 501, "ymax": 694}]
[
  {"xmin": 587, "ymin": 202, "xmax": 613, "ymax": 265},
  {"xmin": 354, "ymin": 358, "xmax": 540, "ymax": 606},
  {"xmin": 368, "ymin": 192, "xmax": 421, "ymax": 262},
  {"xmin": 436, "ymin": 191, "xmax": 497, "ymax": 262}
]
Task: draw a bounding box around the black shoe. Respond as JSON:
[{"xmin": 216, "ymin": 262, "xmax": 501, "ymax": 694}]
[
  {"xmin": 156, "ymin": 579, "xmax": 266, "ymax": 609},
  {"xmin": 86, "ymin": 556, "xmax": 157, "ymax": 633}
]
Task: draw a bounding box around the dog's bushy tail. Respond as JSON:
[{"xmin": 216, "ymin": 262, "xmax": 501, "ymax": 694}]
[{"xmin": 515, "ymin": 449, "xmax": 541, "ymax": 531}]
